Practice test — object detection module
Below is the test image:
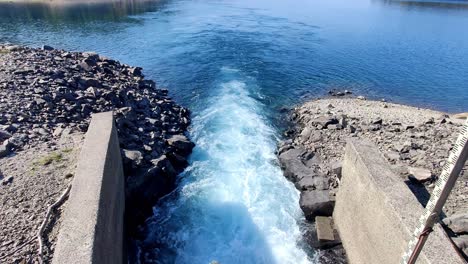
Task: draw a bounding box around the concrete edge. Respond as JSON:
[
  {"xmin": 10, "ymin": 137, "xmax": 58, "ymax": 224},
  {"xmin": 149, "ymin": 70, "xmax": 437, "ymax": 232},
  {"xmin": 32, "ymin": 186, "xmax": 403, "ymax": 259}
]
[
  {"xmin": 52, "ymin": 111, "xmax": 124, "ymax": 264},
  {"xmin": 334, "ymin": 139, "xmax": 464, "ymax": 264}
]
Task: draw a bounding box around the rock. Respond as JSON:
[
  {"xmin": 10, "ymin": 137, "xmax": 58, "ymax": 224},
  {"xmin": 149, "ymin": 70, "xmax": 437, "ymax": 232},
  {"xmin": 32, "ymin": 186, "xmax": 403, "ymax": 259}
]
[
  {"xmin": 53, "ymin": 127, "xmax": 64, "ymax": 137},
  {"xmin": 166, "ymin": 135, "xmax": 195, "ymax": 155},
  {"xmin": 279, "ymin": 148, "xmax": 315, "ymax": 182},
  {"xmin": 0, "ymin": 130, "xmax": 12, "ymax": 141},
  {"xmin": 357, "ymin": 96, "xmax": 366, "ymax": 100},
  {"xmin": 372, "ymin": 118, "xmax": 383, "ymax": 125},
  {"xmin": 452, "ymin": 235, "xmax": 468, "ymax": 255},
  {"xmin": 0, "ymin": 145, "xmax": 9, "ymax": 158},
  {"xmin": 443, "ymin": 214, "xmax": 468, "ymax": 235},
  {"xmin": 408, "ymin": 167, "xmax": 432, "ymax": 182},
  {"xmin": 42, "ymin": 45, "xmax": 54, "ymax": 51},
  {"xmin": 316, "ymin": 216, "xmax": 335, "ymax": 241},
  {"xmin": 300, "ymin": 190, "xmax": 335, "ymax": 220},
  {"xmin": 1, "ymin": 176, "xmax": 13, "ymax": 185},
  {"xmin": 331, "ymin": 161, "xmax": 342, "ymax": 179},
  {"xmin": 452, "ymin": 113, "xmax": 468, "ymax": 120},
  {"xmin": 123, "ymin": 149, "xmax": 143, "ymax": 167},
  {"xmin": 310, "ymin": 116, "xmax": 338, "ymax": 128},
  {"xmin": 296, "ymin": 175, "xmax": 328, "ymax": 191},
  {"xmin": 386, "ymin": 151, "xmax": 400, "ymax": 161}
]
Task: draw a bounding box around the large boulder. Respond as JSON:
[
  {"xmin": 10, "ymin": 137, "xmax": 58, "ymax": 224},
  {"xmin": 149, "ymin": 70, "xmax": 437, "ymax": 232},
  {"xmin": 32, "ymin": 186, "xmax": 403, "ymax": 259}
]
[
  {"xmin": 126, "ymin": 155, "xmax": 177, "ymax": 231},
  {"xmin": 166, "ymin": 134, "xmax": 195, "ymax": 155},
  {"xmin": 300, "ymin": 190, "xmax": 335, "ymax": 220},
  {"xmin": 278, "ymin": 147, "xmax": 315, "ymax": 182},
  {"xmin": 296, "ymin": 175, "xmax": 328, "ymax": 191}
]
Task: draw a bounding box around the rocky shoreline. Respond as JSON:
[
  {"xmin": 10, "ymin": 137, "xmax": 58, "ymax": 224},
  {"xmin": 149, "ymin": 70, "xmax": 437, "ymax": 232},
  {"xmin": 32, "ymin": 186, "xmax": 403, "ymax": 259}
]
[
  {"xmin": 278, "ymin": 96, "xmax": 468, "ymax": 261},
  {"xmin": 0, "ymin": 44, "xmax": 194, "ymax": 263}
]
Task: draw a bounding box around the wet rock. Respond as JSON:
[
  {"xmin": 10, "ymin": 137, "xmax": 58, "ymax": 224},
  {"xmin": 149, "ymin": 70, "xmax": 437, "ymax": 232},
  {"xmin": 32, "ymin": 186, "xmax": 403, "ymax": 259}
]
[
  {"xmin": 299, "ymin": 190, "xmax": 335, "ymax": 220},
  {"xmin": 166, "ymin": 134, "xmax": 195, "ymax": 155}
]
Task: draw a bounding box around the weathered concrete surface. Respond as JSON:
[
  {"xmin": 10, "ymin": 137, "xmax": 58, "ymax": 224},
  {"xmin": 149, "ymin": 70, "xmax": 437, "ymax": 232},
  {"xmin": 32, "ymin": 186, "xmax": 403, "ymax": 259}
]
[
  {"xmin": 53, "ymin": 112, "xmax": 124, "ymax": 264},
  {"xmin": 334, "ymin": 139, "xmax": 464, "ymax": 264}
]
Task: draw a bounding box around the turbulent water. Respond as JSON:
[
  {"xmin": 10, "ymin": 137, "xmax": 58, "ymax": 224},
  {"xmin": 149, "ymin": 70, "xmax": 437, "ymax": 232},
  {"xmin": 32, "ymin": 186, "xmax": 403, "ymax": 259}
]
[
  {"xmin": 1, "ymin": 0, "xmax": 468, "ymax": 263},
  {"xmin": 142, "ymin": 67, "xmax": 312, "ymax": 263}
]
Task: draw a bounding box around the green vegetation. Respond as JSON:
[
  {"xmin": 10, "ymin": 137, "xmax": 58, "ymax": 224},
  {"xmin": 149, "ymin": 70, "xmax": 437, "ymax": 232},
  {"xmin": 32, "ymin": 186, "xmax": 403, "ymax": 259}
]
[
  {"xmin": 34, "ymin": 152, "xmax": 63, "ymax": 166},
  {"xmin": 62, "ymin": 148, "xmax": 73, "ymax": 154}
]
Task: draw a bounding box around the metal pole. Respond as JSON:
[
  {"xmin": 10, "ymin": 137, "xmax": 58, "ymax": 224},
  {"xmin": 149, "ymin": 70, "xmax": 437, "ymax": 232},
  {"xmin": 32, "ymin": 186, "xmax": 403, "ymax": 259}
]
[{"xmin": 401, "ymin": 119, "xmax": 468, "ymax": 264}]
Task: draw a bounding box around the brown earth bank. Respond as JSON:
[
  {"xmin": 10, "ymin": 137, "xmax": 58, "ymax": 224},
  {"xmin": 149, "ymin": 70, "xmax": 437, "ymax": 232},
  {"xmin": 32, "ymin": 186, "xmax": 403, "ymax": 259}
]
[
  {"xmin": 278, "ymin": 97, "xmax": 468, "ymax": 262},
  {"xmin": 0, "ymin": 44, "xmax": 193, "ymax": 263}
]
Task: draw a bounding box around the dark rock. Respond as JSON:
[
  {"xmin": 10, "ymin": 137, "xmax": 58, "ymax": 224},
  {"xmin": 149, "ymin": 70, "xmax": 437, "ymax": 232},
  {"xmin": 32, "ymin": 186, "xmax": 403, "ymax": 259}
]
[
  {"xmin": 123, "ymin": 149, "xmax": 143, "ymax": 167},
  {"xmin": 0, "ymin": 130, "xmax": 12, "ymax": 141},
  {"xmin": 299, "ymin": 190, "xmax": 335, "ymax": 220},
  {"xmin": 42, "ymin": 45, "xmax": 54, "ymax": 51},
  {"xmin": 0, "ymin": 145, "xmax": 10, "ymax": 158},
  {"xmin": 166, "ymin": 134, "xmax": 194, "ymax": 155}
]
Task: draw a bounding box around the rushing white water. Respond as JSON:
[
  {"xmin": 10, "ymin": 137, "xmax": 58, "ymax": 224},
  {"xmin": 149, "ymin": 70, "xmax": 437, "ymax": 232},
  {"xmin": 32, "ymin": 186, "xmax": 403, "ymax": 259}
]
[{"xmin": 144, "ymin": 67, "xmax": 313, "ymax": 264}]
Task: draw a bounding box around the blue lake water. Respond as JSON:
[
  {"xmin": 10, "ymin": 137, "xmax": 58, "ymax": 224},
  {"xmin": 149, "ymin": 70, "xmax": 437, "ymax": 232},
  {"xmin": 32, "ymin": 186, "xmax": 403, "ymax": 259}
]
[{"xmin": 1, "ymin": 0, "xmax": 468, "ymax": 263}]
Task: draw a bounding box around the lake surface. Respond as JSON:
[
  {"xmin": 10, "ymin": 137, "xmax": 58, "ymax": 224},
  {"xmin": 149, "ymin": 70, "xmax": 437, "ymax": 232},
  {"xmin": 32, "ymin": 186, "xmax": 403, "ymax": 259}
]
[{"xmin": 1, "ymin": 0, "xmax": 468, "ymax": 263}]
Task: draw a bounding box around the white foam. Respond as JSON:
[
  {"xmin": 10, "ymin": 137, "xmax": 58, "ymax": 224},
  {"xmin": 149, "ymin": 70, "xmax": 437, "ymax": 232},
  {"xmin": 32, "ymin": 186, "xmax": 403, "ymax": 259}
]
[{"xmin": 145, "ymin": 68, "xmax": 314, "ymax": 264}]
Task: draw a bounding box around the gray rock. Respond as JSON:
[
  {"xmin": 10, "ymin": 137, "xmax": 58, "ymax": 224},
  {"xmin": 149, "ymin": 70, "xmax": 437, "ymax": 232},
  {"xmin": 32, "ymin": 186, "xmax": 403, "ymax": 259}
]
[
  {"xmin": 331, "ymin": 161, "xmax": 342, "ymax": 179},
  {"xmin": 452, "ymin": 235, "xmax": 468, "ymax": 256},
  {"xmin": 443, "ymin": 214, "xmax": 468, "ymax": 235},
  {"xmin": 408, "ymin": 167, "xmax": 432, "ymax": 182},
  {"xmin": 123, "ymin": 149, "xmax": 143, "ymax": 166},
  {"xmin": 278, "ymin": 148, "xmax": 315, "ymax": 182},
  {"xmin": 300, "ymin": 190, "xmax": 335, "ymax": 220},
  {"xmin": 310, "ymin": 116, "xmax": 338, "ymax": 129},
  {"xmin": 296, "ymin": 175, "xmax": 328, "ymax": 191}
]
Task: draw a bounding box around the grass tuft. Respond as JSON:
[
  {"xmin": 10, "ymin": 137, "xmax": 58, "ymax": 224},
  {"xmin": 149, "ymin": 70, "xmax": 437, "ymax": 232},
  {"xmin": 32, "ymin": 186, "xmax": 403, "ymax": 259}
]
[{"xmin": 34, "ymin": 152, "xmax": 63, "ymax": 166}]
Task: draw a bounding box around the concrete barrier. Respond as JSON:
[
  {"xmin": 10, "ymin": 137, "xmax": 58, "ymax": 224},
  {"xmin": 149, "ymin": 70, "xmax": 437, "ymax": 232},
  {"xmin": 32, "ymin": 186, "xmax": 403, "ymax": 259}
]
[
  {"xmin": 334, "ymin": 139, "xmax": 464, "ymax": 264},
  {"xmin": 53, "ymin": 112, "xmax": 124, "ymax": 264}
]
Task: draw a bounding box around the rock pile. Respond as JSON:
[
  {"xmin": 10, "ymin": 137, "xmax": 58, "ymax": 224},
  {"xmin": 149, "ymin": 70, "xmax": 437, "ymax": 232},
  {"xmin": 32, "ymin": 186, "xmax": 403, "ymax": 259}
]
[
  {"xmin": 278, "ymin": 98, "xmax": 467, "ymax": 260},
  {"xmin": 0, "ymin": 45, "xmax": 193, "ymax": 233}
]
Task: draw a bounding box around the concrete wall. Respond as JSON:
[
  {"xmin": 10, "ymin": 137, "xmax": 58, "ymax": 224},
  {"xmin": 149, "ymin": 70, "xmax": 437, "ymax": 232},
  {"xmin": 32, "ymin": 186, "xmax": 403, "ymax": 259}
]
[
  {"xmin": 53, "ymin": 112, "xmax": 124, "ymax": 264},
  {"xmin": 334, "ymin": 139, "xmax": 464, "ymax": 264}
]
